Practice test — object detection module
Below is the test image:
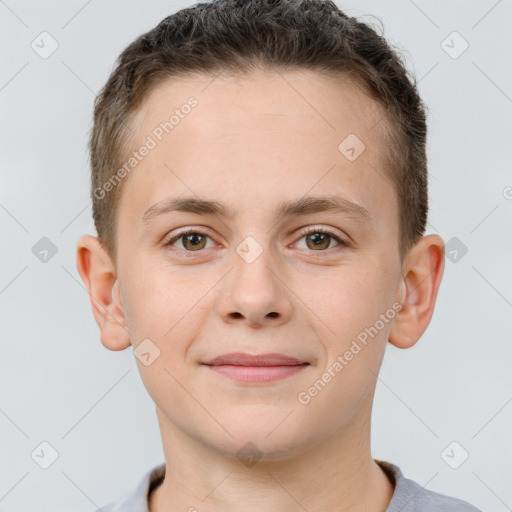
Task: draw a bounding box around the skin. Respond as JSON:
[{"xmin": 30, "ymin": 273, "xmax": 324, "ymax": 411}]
[{"xmin": 76, "ymin": 68, "xmax": 444, "ymax": 512}]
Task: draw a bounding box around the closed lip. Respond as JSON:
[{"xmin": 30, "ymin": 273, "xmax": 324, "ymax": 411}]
[{"xmin": 202, "ymin": 352, "xmax": 309, "ymax": 366}]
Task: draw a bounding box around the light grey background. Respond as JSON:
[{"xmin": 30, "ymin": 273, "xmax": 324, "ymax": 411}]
[{"xmin": 1, "ymin": 0, "xmax": 511, "ymax": 511}]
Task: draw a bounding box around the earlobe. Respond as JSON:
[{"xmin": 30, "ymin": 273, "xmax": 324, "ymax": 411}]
[
  {"xmin": 76, "ymin": 235, "xmax": 131, "ymax": 351},
  {"xmin": 388, "ymin": 234, "xmax": 445, "ymax": 350}
]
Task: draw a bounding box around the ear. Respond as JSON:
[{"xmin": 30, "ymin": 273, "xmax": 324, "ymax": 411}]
[
  {"xmin": 76, "ymin": 234, "xmax": 131, "ymax": 351},
  {"xmin": 389, "ymin": 234, "xmax": 445, "ymax": 349}
]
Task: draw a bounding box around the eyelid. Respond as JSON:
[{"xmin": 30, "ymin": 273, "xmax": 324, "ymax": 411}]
[
  {"xmin": 292, "ymin": 225, "xmax": 349, "ymax": 250},
  {"xmin": 162, "ymin": 227, "xmax": 218, "ymax": 256}
]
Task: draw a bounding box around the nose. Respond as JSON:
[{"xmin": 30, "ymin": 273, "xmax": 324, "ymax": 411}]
[{"xmin": 216, "ymin": 245, "xmax": 293, "ymax": 328}]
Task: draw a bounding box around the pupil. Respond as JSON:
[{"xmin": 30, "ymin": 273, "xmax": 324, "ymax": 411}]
[{"xmin": 312, "ymin": 233, "xmax": 325, "ymax": 245}]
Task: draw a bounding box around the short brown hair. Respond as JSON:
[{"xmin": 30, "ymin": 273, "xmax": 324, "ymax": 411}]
[{"xmin": 89, "ymin": 0, "xmax": 428, "ymax": 266}]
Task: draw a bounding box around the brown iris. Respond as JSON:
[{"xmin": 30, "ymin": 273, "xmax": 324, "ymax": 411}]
[
  {"xmin": 182, "ymin": 233, "xmax": 207, "ymax": 251},
  {"xmin": 305, "ymin": 232, "xmax": 331, "ymax": 250}
]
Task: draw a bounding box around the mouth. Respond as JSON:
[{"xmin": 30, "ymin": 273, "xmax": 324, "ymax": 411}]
[{"xmin": 201, "ymin": 352, "xmax": 310, "ymax": 383}]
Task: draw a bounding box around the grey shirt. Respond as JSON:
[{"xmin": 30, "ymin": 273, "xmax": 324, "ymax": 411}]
[{"xmin": 94, "ymin": 460, "xmax": 482, "ymax": 512}]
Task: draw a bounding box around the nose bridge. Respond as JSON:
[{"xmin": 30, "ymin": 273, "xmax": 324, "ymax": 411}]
[
  {"xmin": 217, "ymin": 233, "xmax": 293, "ymax": 327},
  {"xmin": 232, "ymin": 233, "xmax": 281, "ymax": 299}
]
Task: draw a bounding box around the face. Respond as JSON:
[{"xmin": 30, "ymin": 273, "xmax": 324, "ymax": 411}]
[{"xmin": 104, "ymin": 69, "xmax": 406, "ymax": 460}]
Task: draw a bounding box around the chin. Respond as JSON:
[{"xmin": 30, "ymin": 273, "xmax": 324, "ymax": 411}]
[{"xmin": 202, "ymin": 423, "xmax": 313, "ymax": 464}]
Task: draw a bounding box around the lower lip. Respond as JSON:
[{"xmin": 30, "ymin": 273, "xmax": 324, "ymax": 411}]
[{"xmin": 203, "ymin": 364, "xmax": 309, "ymax": 383}]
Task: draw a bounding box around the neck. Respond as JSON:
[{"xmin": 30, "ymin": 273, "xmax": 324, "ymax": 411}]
[{"xmin": 149, "ymin": 396, "xmax": 394, "ymax": 512}]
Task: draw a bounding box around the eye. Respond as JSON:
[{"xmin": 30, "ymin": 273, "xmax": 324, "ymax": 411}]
[
  {"xmin": 294, "ymin": 227, "xmax": 348, "ymax": 252},
  {"xmin": 164, "ymin": 228, "xmax": 215, "ymax": 255},
  {"xmin": 163, "ymin": 226, "xmax": 349, "ymax": 258}
]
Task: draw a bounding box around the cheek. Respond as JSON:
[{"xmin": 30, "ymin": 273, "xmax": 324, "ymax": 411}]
[
  {"xmin": 123, "ymin": 263, "xmax": 194, "ymax": 332},
  {"xmin": 302, "ymin": 264, "xmax": 395, "ymax": 387},
  {"xmin": 300, "ymin": 263, "xmax": 390, "ymax": 330},
  {"xmin": 301, "ymin": 283, "xmax": 391, "ymax": 422},
  {"xmin": 123, "ymin": 266, "xmax": 213, "ymax": 375}
]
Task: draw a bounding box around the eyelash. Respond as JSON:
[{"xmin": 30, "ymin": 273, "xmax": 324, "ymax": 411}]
[{"xmin": 163, "ymin": 226, "xmax": 349, "ymax": 258}]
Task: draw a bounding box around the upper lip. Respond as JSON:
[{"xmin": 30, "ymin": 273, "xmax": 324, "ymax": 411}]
[{"xmin": 202, "ymin": 352, "xmax": 309, "ymax": 366}]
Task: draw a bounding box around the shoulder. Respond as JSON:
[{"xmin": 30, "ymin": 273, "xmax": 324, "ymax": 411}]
[
  {"xmin": 91, "ymin": 463, "xmax": 165, "ymax": 512},
  {"xmin": 376, "ymin": 460, "xmax": 483, "ymax": 512}
]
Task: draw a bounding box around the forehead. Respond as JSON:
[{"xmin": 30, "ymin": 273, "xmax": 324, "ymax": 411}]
[{"xmin": 119, "ymin": 68, "xmax": 396, "ymax": 233}]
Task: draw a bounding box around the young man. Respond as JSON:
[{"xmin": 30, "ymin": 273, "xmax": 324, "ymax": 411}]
[{"xmin": 76, "ymin": 0, "xmax": 481, "ymax": 510}]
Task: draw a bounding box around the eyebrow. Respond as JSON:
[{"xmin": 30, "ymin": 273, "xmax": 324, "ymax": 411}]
[{"xmin": 141, "ymin": 194, "xmax": 374, "ymax": 227}]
